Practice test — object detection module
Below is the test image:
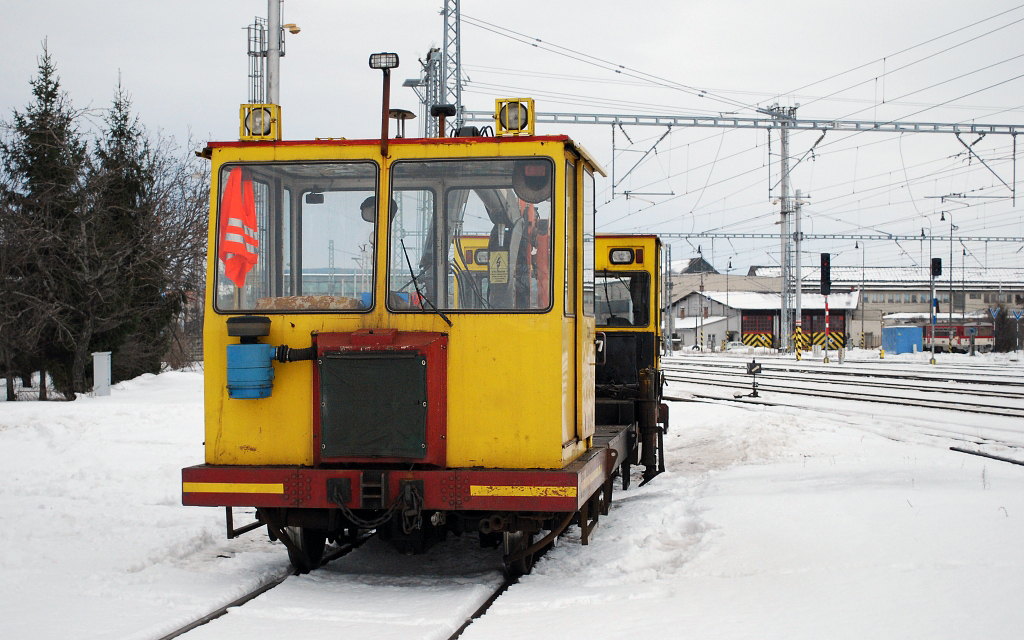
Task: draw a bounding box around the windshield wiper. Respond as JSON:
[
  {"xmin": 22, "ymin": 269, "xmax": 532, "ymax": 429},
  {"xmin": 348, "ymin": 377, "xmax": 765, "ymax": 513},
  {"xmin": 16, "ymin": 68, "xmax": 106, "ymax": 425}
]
[
  {"xmin": 401, "ymin": 239, "xmax": 453, "ymax": 327},
  {"xmin": 602, "ymin": 276, "xmax": 616, "ymax": 322}
]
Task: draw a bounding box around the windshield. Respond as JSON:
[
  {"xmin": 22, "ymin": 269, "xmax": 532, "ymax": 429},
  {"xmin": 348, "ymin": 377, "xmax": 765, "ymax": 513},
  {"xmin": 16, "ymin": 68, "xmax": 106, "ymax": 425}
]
[
  {"xmin": 594, "ymin": 271, "xmax": 650, "ymax": 327},
  {"xmin": 214, "ymin": 162, "xmax": 377, "ymax": 312},
  {"xmin": 387, "ymin": 158, "xmax": 553, "ymax": 312}
]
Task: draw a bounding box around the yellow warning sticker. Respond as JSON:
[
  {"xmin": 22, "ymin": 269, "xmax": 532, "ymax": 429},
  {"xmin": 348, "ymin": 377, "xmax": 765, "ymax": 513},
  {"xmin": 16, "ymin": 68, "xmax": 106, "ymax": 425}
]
[
  {"xmin": 489, "ymin": 250, "xmax": 509, "ymax": 284},
  {"xmin": 470, "ymin": 485, "xmax": 576, "ymax": 498},
  {"xmin": 182, "ymin": 482, "xmax": 284, "ymax": 494}
]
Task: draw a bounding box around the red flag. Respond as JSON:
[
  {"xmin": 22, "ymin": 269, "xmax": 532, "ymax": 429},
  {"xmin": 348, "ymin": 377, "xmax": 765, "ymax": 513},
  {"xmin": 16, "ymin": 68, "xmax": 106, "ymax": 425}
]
[{"xmin": 218, "ymin": 168, "xmax": 259, "ymax": 288}]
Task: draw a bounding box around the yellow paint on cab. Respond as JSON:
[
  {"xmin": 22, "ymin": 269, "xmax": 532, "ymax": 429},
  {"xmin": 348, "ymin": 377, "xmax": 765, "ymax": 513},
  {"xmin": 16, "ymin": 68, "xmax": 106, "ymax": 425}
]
[{"xmin": 203, "ymin": 138, "xmax": 598, "ymax": 470}]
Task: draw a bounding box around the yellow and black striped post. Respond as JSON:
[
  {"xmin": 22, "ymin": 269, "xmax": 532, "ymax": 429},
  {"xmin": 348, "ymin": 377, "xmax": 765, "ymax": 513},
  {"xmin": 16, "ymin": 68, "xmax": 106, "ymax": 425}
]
[{"xmin": 742, "ymin": 333, "xmax": 772, "ymax": 348}]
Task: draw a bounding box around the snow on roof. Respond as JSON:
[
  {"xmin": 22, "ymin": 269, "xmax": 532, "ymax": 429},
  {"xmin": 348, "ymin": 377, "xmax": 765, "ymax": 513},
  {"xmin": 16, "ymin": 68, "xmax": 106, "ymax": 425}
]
[
  {"xmin": 750, "ymin": 266, "xmax": 1024, "ymax": 288},
  {"xmin": 687, "ymin": 290, "xmax": 860, "ymax": 311},
  {"xmin": 883, "ymin": 311, "xmax": 989, "ymax": 322},
  {"xmin": 677, "ymin": 315, "xmax": 727, "ymax": 330}
]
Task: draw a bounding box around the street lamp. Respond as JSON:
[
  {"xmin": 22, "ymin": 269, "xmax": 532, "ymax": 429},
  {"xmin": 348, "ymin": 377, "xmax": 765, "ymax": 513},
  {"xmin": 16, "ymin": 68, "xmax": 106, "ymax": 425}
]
[
  {"xmin": 941, "ymin": 211, "xmax": 957, "ymax": 352},
  {"xmin": 923, "ymin": 221, "xmax": 936, "ymax": 365},
  {"xmin": 856, "ymin": 241, "xmax": 865, "ymax": 349},
  {"xmin": 698, "ymin": 245, "xmax": 705, "ymax": 352},
  {"xmin": 726, "ymin": 258, "xmax": 732, "ymax": 341}
]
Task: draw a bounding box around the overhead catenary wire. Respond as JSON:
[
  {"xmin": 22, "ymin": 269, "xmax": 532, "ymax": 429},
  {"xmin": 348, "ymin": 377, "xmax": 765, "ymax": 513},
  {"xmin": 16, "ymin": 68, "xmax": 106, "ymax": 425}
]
[
  {"xmin": 459, "ymin": 9, "xmax": 1023, "ymax": 272},
  {"xmin": 461, "ymin": 14, "xmax": 766, "ymax": 115},
  {"xmin": 793, "ymin": 15, "xmax": 1024, "ymax": 111},
  {"xmin": 764, "ymin": 3, "xmax": 1024, "ymax": 106}
]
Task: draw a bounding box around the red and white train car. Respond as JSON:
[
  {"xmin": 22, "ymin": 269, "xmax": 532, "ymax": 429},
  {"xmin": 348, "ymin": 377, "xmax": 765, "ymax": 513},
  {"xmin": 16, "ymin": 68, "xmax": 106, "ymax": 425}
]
[{"xmin": 923, "ymin": 323, "xmax": 994, "ymax": 353}]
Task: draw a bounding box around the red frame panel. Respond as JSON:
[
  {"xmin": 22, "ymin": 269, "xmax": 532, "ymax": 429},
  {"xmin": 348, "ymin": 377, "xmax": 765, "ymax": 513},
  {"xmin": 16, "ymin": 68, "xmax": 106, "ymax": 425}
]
[
  {"xmin": 181, "ymin": 428, "xmax": 627, "ymax": 514},
  {"xmin": 182, "ymin": 453, "xmax": 605, "ymax": 513},
  {"xmin": 312, "ymin": 330, "xmax": 448, "ymax": 468}
]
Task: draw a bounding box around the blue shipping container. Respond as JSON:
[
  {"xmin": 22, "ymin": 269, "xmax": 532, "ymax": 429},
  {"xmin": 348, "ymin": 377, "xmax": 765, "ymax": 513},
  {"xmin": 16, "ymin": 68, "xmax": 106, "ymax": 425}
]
[{"xmin": 881, "ymin": 326, "xmax": 923, "ymax": 354}]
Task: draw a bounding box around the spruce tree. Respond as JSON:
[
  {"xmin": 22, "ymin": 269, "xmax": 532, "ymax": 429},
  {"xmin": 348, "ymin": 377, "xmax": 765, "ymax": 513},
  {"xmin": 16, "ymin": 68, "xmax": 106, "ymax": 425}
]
[
  {"xmin": 2, "ymin": 45, "xmax": 207, "ymax": 399},
  {"xmin": 0, "ymin": 43, "xmax": 86, "ymax": 399},
  {"xmin": 90, "ymin": 82, "xmax": 179, "ymax": 381}
]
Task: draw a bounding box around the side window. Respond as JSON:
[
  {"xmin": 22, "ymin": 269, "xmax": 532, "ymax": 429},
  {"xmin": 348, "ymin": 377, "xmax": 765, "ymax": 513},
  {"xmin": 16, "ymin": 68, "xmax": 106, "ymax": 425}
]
[{"xmin": 564, "ymin": 161, "xmax": 576, "ymax": 315}]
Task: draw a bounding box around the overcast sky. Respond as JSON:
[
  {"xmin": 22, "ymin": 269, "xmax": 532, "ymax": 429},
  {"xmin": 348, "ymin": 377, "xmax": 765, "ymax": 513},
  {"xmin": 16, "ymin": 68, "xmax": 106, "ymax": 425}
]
[{"xmin": 3, "ymin": 1, "xmax": 1023, "ymax": 273}]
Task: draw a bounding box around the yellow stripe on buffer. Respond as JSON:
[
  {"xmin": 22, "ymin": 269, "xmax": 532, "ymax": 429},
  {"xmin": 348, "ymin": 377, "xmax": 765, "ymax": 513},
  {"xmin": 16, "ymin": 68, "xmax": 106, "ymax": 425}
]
[
  {"xmin": 470, "ymin": 485, "xmax": 577, "ymax": 498},
  {"xmin": 182, "ymin": 482, "xmax": 284, "ymax": 494}
]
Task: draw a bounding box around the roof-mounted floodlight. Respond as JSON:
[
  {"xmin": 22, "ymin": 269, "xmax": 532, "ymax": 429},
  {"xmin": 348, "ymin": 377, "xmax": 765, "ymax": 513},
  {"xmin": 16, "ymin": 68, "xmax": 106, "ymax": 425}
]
[
  {"xmin": 370, "ymin": 52, "xmax": 400, "ymax": 156},
  {"xmin": 495, "ymin": 98, "xmax": 535, "ymax": 136},
  {"xmin": 369, "ymin": 52, "xmax": 399, "ymax": 70},
  {"xmin": 239, "ymin": 104, "xmax": 281, "ymax": 141}
]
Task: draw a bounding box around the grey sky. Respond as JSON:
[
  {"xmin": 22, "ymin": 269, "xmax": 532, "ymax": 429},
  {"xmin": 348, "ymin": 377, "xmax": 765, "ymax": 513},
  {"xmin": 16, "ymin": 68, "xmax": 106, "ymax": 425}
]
[{"xmin": 4, "ymin": 1, "xmax": 1022, "ymax": 273}]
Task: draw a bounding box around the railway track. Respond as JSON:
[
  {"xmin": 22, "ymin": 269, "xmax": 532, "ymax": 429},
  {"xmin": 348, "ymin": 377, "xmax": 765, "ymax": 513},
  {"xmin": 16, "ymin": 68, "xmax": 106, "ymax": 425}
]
[
  {"xmin": 157, "ymin": 532, "xmax": 539, "ymax": 640},
  {"xmin": 158, "ymin": 533, "xmax": 374, "ymax": 640},
  {"xmin": 663, "ymin": 363, "xmax": 1024, "ymax": 401},
  {"xmin": 667, "ymin": 391, "xmax": 1024, "ymax": 464},
  {"xmin": 679, "ymin": 350, "xmax": 1024, "ymax": 372},
  {"xmin": 665, "ymin": 355, "xmax": 1024, "ymax": 388},
  {"xmin": 664, "ymin": 369, "xmax": 1024, "ymax": 418}
]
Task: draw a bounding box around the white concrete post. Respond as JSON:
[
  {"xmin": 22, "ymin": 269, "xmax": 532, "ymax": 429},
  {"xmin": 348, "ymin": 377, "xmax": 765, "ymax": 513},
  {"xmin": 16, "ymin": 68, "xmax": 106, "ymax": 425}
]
[{"xmin": 92, "ymin": 352, "xmax": 111, "ymax": 396}]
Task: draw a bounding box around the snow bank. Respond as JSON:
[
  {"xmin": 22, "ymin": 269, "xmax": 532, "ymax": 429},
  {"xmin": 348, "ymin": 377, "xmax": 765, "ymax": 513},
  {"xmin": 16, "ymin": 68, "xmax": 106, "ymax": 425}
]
[
  {"xmin": 3, "ymin": 367, "xmax": 1024, "ymax": 639},
  {"xmin": 0, "ymin": 371, "xmax": 289, "ymax": 640},
  {"xmin": 464, "ymin": 400, "xmax": 1024, "ymax": 639}
]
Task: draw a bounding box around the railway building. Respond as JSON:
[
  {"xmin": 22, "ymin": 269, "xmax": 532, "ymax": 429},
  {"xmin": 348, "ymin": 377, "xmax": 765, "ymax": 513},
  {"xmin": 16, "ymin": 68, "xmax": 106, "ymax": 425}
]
[
  {"xmin": 665, "ymin": 265, "xmax": 1022, "ymax": 350},
  {"xmin": 749, "ymin": 265, "xmax": 1024, "ymax": 348},
  {"xmin": 670, "ymin": 289, "xmax": 857, "ymax": 350}
]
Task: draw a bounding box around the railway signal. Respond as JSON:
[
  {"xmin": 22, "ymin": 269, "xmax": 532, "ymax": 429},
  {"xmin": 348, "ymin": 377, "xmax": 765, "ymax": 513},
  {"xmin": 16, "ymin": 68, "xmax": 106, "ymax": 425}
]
[
  {"xmin": 820, "ymin": 253, "xmax": 831, "ymax": 362},
  {"xmin": 819, "ymin": 253, "xmax": 831, "ymax": 296},
  {"xmin": 745, "ymin": 359, "xmax": 761, "ymax": 398},
  {"xmin": 929, "ymin": 258, "xmax": 940, "ymax": 365}
]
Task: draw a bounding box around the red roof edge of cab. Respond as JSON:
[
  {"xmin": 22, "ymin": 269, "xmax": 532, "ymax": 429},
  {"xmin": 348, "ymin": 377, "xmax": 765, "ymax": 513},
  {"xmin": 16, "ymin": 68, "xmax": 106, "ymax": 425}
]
[
  {"xmin": 205, "ymin": 135, "xmax": 573, "ymax": 150},
  {"xmin": 598, "ymin": 233, "xmax": 660, "ymax": 240}
]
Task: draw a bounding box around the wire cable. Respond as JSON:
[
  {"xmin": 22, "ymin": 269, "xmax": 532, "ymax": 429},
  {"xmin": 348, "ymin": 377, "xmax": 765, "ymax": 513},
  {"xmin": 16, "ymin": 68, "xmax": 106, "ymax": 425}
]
[{"xmin": 765, "ymin": 4, "xmax": 1024, "ymax": 105}]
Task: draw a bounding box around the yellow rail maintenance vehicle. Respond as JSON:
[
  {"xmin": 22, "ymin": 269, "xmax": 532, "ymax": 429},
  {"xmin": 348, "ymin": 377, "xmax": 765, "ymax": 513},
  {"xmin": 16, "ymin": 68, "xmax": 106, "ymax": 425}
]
[
  {"xmin": 594, "ymin": 235, "xmax": 668, "ymax": 486},
  {"xmin": 182, "ymin": 55, "xmax": 667, "ymax": 574}
]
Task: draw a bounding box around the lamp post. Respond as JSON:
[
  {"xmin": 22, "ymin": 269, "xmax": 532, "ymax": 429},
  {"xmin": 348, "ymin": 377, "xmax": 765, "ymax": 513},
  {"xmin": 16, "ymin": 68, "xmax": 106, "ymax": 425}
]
[
  {"xmin": 961, "ymin": 244, "xmax": 967, "ymax": 325},
  {"xmin": 265, "ymin": 0, "xmax": 301, "ymax": 106},
  {"xmin": 698, "ymin": 245, "xmax": 705, "ymax": 352},
  {"xmin": 726, "ymin": 258, "xmax": 732, "ymax": 341},
  {"xmin": 856, "ymin": 241, "xmax": 865, "ymax": 349},
  {"xmin": 941, "ymin": 212, "xmax": 957, "ymax": 352},
  {"xmin": 923, "ymin": 222, "xmax": 936, "ymax": 365}
]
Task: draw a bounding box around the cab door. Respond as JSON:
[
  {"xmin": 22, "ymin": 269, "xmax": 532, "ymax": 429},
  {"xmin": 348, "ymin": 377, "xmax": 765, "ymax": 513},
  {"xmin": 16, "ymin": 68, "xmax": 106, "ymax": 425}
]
[
  {"xmin": 578, "ymin": 166, "xmax": 596, "ymax": 443},
  {"xmin": 562, "ymin": 160, "xmax": 578, "ymax": 445},
  {"xmin": 562, "ymin": 158, "xmax": 596, "ymax": 449}
]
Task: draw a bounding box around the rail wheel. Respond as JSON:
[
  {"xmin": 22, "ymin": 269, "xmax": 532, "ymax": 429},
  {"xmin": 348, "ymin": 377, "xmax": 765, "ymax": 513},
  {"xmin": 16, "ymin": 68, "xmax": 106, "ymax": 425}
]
[
  {"xmin": 285, "ymin": 526, "xmax": 326, "ymax": 573},
  {"xmin": 503, "ymin": 531, "xmax": 535, "ymax": 577}
]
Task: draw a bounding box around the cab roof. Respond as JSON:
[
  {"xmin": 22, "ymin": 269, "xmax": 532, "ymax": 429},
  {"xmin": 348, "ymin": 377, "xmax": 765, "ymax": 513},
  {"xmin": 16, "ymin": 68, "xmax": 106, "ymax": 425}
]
[{"xmin": 202, "ymin": 135, "xmax": 607, "ymax": 176}]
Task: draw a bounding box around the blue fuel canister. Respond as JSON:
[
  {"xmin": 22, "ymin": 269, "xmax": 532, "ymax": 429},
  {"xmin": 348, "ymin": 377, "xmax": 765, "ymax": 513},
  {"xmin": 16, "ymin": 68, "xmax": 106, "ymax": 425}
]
[{"xmin": 226, "ymin": 343, "xmax": 276, "ymax": 399}]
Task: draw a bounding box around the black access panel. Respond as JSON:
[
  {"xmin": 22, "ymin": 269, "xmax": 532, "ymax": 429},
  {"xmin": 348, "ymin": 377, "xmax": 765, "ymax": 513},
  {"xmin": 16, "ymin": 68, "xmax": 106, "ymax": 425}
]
[{"xmin": 319, "ymin": 352, "xmax": 427, "ymax": 459}]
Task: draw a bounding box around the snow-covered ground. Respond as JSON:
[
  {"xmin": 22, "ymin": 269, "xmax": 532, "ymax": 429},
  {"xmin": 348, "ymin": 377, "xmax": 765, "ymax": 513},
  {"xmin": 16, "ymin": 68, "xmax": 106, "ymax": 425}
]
[{"xmin": 2, "ymin": 360, "xmax": 1024, "ymax": 639}]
